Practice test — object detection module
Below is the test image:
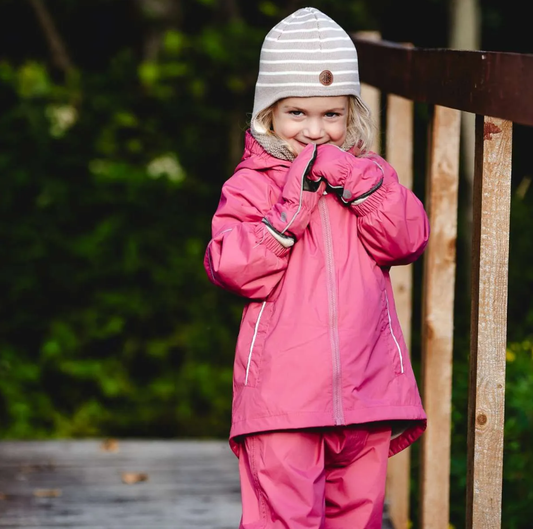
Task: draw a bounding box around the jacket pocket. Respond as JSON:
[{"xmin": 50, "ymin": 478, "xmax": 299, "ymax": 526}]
[{"xmin": 235, "ymin": 301, "xmax": 273, "ymax": 388}]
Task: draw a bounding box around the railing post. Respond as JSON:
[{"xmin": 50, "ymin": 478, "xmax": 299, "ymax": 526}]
[
  {"xmin": 355, "ymin": 31, "xmax": 382, "ymax": 155},
  {"xmin": 419, "ymin": 105, "xmax": 461, "ymax": 528},
  {"xmin": 386, "ymin": 92, "xmax": 414, "ymax": 529},
  {"xmin": 466, "ymin": 115, "xmax": 512, "ymax": 528}
]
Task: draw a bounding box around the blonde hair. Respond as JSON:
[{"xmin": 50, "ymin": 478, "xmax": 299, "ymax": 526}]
[{"xmin": 250, "ymin": 95, "xmax": 376, "ymax": 155}]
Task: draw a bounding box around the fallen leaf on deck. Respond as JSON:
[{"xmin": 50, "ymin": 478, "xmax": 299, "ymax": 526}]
[
  {"xmin": 121, "ymin": 472, "xmax": 149, "ymax": 484},
  {"xmin": 100, "ymin": 438, "xmax": 119, "ymax": 452},
  {"xmin": 33, "ymin": 488, "xmax": 62, "ymax": 497}
]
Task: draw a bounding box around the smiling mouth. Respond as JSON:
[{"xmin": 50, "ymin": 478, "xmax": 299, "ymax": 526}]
[{"xmin": 297, "ymin": 140, "xmax": 330, "ymax": 147}]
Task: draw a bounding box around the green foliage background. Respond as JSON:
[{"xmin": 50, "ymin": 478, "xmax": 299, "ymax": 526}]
[{"xmin": 0, "ymin": 0, "xmax": 532, "ymax": 527}]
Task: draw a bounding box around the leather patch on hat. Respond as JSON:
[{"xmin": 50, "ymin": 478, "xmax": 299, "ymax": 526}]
[{"xmin": 319, "ymin": 70, "xmax": 334, "ymax": 86}]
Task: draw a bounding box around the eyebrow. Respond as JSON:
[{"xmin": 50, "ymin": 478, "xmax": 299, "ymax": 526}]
[{"xmin": 282, "ymin": 105, "xmax": 347, "ymax": 112}]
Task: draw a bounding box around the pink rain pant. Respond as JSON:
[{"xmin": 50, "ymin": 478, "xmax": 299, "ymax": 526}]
[{"xmin": 238, "ymin": 424, "xmax": 392, "ymax": 529}]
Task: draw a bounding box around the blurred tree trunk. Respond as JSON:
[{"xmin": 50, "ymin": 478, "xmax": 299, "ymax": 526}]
[
  {"xmin": 215, "ymin": 0, "xmax": 246, "ymax": 173},
  {"xmin": 217, "ymin": 0, "xmax": 242, "ymax": 22},
  {"xmin": 136, "ymin": 0, "xmax": 182, "ymax": 61},
  {"xmin": 29, "ymin": 0, "xmax": 74, "ymax": 73},
  {"xmin": 449, "ymin": 0, "xmax": 481, "ymax": 273}
]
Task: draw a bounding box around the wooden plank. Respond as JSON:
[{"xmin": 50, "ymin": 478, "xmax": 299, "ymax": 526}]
[
  {"xmin": 0, "ymin": 440, "xmax": 397, "ymax": 529},
  {"xmin": 0, "ymin": 440, "xmax": 242, "ymax": 528},
  {"xmin": 352, "ymin": 38, "xmax": 533, "ymax": 127},
  {"xmin": 356, "ymin": 31, "xmax": 382, "ymax": 155},
  {"xmin": 386, "ymin": 93, "xmax": 414, "ymax": 529},
  {"xmin": 362, "ymin": 83, "xmax": 382, "ymax": 154},
  {"xmin": 466, "ymin": 117, "xmax": 512, "ymax": 528},
  {"xmin": 420, "ymin": 105, "xmax": 461, "ymax": 528},
  {"xmin": 361, "ymin": 54, "xmax": 418, "ymax": 527}
]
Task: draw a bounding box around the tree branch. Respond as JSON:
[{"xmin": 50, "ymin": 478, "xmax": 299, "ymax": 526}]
[{"xmin": 29, "ymin": 0, "xmax": 75, "ymax": 73}]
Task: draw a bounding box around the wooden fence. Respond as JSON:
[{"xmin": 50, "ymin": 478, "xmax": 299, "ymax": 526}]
[{"xmin": 352, "ymin": 33, "xmax": 533, "ymax": 529}]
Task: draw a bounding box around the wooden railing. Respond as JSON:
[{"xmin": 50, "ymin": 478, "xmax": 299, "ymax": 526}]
[{"xmin": 352, "ymin": 33, "xmax": 533, "ymax": 529}]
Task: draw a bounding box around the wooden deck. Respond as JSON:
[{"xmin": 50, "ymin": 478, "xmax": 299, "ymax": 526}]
[
  {"xmin": 0, "ymin": 440, "xmax": 241, "ymax": 528},
  {"xmin": 0, "ymin": 440, "xmax": 395, "ymax": 528}
]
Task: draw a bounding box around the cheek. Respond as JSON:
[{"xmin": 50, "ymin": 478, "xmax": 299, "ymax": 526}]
[
  {"xmin": 330, "ymin": 123, "xmax": 348, "ymax": 143},
  {"xmin": 274, "ymin": 121, "xmax": 300, "ymax": 139}
]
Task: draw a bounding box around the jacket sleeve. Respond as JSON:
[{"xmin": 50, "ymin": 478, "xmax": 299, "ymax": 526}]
[
  {"xmin": 350, "ymin": 153, "xmax": 430, "ymax": 267},
  {"xmin": 204, "ymin": 169, "xmax": 292, "ymax": 300}
]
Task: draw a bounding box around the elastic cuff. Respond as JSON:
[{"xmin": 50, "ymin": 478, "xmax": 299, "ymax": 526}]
[
  {"xmin": 265, "ymin": 225, "xmax": 295, "ymax": 248},
  {"xmin": 255, "ymin": 223, "xmax": 292, "ymax": 257},
  {"xmin": 351, "ymin": 183, "xmax": 389, "ymax": 216}
]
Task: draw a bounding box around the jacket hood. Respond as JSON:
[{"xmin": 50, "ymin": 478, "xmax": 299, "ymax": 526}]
[{"xmin": 235, "ymin": 130, "xmax": 291, "ymax": 173}]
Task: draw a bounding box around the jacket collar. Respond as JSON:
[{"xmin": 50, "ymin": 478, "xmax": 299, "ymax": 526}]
[
  {"xmin": 235, "ymin": 130, "xmax": 290, "ymax": 173},
  {"xmin": 235, "ymin": 129, "xmax": 359, "ymax": 173}
]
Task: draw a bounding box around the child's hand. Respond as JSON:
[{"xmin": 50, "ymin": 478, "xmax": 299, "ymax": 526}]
[
  {"xmin": 311, "ymin": 144, "xmax": 384, "ymax": 205},
  {"xmin": 262, "ymin": 144, "xmax": 326, "ymax": 241},
  {"xmin": 281, "ymin": 143, "xmax": 324, "ymax": 200},
  {"xmin": 310, "ymin": 144, "xmax": 351, "ymax": 196}
]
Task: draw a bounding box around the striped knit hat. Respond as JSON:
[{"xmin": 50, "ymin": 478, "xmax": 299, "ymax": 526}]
[{"xmin": 251, "ymin": 7, "xmax": 361, "ymax": 122}]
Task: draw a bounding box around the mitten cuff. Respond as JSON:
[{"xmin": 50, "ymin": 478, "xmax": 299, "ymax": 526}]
[
  {"xmin": 255, "ymin": 222, "xmax": 293, "ymax": 256},
  {"xmin": 263, "ymin": 198, "xmax": 316, "ymax": 241},
  {"xmin": 264, "ymin": 224, "xmax": 295, "ymax": 248},
  {"xmin": 350, "ymin": 182, "xmax": 389, "ymax": 217}
]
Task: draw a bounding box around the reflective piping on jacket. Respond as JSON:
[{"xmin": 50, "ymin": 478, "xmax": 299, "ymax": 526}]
[
  {"xmin": 281, "ymin": 146, "xmax": 317, "ymax": 235},
  {"xmin": 319, "ymin": 200, "xmax": 344, "ymax": 425},
  {"xmin": 245, "ymin": 301, "xmax": 267, "ymax": 386},
  {"xmin": 385, "ymin": 291, "xmax": 404, "ymax": 373}
]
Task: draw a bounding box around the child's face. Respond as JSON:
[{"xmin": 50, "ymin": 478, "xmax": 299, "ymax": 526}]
[{"xmin": 271, "ymin": 96, "xmax": 349, "ymax": 156}]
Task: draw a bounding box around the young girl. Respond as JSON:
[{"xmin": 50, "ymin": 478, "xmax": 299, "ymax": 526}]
[{"xmin": 204, "ymin": 7, "xmax": 429, "ymax": 528}]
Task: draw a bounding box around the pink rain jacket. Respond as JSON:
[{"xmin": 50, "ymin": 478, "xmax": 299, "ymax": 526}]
[{"xmin": 205, "ymin": 131, "xmax": 430, "ymax": 457}]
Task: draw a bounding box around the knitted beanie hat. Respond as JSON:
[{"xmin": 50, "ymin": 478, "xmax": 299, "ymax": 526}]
[{"xmin": 251, "ymin": 7, "xmax": 361, "ymax": 123}]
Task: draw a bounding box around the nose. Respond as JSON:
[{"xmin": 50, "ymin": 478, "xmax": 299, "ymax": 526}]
[{"xmin": 303, "ymin": 119, "xmax": 324, "ymax": 140}]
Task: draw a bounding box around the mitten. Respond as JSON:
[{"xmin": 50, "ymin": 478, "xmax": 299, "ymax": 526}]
[
  {"xmin": 310, "ymin": 144, "xmax": 384, "ymax": 205},
  {"xmin": 262, "ymin": 143, "xmax": 326, "ymax": 242}
]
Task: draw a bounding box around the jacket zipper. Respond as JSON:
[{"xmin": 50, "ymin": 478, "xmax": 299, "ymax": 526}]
[
  {"xmin": 245, "ymin": 301, "xmax": 267, "ymax": 385},
  {"xmin": 319, "ymin": 200, "xmax": 345, "ymax": 425},
  {"xmin": 384, "ymin": 292, "xmax": 404, "ymax": 373}
]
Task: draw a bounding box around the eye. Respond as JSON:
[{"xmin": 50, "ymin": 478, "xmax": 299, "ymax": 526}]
[
  {"xmin": 325, "ymin": 112, "xmax": 340, "ymax": 118},
  {"xmin": 289, "ymin": 110, "xmax": 303, "ymax": 116}
]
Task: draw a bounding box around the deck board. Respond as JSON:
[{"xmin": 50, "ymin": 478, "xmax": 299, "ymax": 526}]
[
  {"xmin": 0, "ymin": 439, "xmax": 395, "ymax": 528},
  {"xmin": 0, "ymin": 440, "xmax": 241, "ymax": 529}
]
